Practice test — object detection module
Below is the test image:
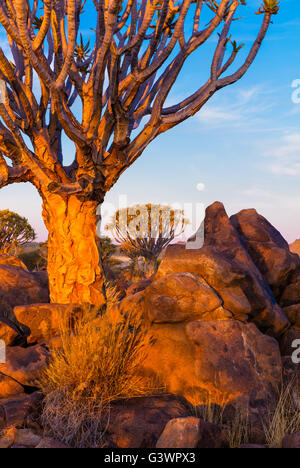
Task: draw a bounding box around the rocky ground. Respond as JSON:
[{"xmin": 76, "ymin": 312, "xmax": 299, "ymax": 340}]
[{"xmin": 0, "ymin": 202, "xmax": 299, "ymax": 448}]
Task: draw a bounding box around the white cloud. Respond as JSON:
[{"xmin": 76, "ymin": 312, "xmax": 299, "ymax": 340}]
[
  {"xmin": 263, "ymin": 133, "xmax": 300, "ymax": 177},
  {"xmin": 196, "ymin": 85, "xmax": 274, "ymax": 129}
]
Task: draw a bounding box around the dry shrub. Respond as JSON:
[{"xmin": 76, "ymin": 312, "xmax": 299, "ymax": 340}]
[
  {"xmin": 105, "ymin": 281, "xmax": 121, "ymax": 311},
  {"xmin": 39, "ymin": 308, "xmax": 158, "ymax": 448},
  {"xmin": 263, "ymin": 377, "xmax": 300, "ymax": 448},
  {"xmin": 225, "ymin": 412, "xmax": 250, "ymax": 449},
  {"xmin": 194, "ymin": 393, "xmax": 250, "ymax": 448}
]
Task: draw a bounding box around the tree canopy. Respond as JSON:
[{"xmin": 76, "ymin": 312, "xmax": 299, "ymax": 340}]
[
  {"xmin": 0, "ymin": 209, "xmax": 36, "ymax": 254},
  {"xmin": 0, "ymin": 0, "xmax": 279, "ymax": 201}
]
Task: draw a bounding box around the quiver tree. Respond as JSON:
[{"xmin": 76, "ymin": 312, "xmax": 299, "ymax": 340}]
[
  {"xmin": 0, "ymin": 209, "xmax": 36, "ymax": 254},
  {"xmin": 107, "ymin": 204, "xmax": 187, "ymax": 276},
  {"xmin": 0, "ymin": 0, "xmax": 279, "ymax": 306}
]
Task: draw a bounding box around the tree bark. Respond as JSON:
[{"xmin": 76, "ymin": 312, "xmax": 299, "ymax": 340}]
[{"xmin": 41, "ymin": 191, "xmax": 105, "ymax": 306}]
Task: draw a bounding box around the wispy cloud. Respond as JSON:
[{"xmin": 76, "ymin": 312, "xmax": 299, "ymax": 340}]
[
  {"xmin": 196, "ymin": 85, "xmax": 275, "ymax": 130},
  {"xmin": 263, "ymin": 133, "xmax": 300, "ymax": 177}
]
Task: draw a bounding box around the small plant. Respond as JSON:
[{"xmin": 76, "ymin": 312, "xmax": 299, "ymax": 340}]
[
  {"xmin": 263, "ymin": 378, "xmax": 300, "ymax": 448},
  {"xmin": 107, "ymin": 204, "xmax": 188, "ymax": 278},
  {"xmin": 39, "ymin": 308, "xmax": 158, "ymax": 448},
  {"xmin": 194, "ymin": 392, "xmax": 250, "ymax": 448}
]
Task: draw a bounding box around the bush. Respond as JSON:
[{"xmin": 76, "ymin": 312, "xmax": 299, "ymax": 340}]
[
  {"xmin": 39, "ymin": 308, "xmax": 158, "ymax": 448},
  {"xmin": 0, "ymin": 210, "xmax": 36, "ymax": 254}
]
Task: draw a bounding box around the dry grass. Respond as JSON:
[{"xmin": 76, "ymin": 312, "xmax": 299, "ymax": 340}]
[
  {"xmin": 105, "ymin": 281, "xmax": 122, "ymax": 311},
  {"xmin": 193, "ymin": 393, "xmax": 250, "ymax": 448},
  {"xmin": 263, "ymin": 378, "xmax": 300, "ymax": 449},
  {"xmin": 39, "ymin": 307, "xmax": 158, "ymax": 448},
  {"xmin": 225, "ymin": 412, "xmax": 250, "ymax": 449}
]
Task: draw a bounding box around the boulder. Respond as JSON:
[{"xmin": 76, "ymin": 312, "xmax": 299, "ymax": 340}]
[
  {"xmin": 140, "ymin": 320, "xmax": 282, "ymax": 421},
  {"xmin": 0, "ymin": 392, "xmax": 43, "ymax": 430},
  {"xmin": 13, "ymin": 303, "xmax": 85, "ymax": 345},
  {"xmin": 156, "ymin": 417, "xmax": 227, "ymax": 449},
  {"xmin": 0, "ymin": 262, "xmax": 49, "ymax": 322},
  {"xmin": 282, "ymin": 431, "xmax": 300, "ymax": 449},
  {"xmin": 13, "ymin": 428, "xmax": 42, "ymax": 447},
  {"xmin": 279, "ymin": 329, "xmax": 300, "ymax": 357},
  {"xmin": 0, "ymin": 319, "xmax": 23, "ymax": 347},
  {"xmin": 283, "ymin": 304, "xmax": 300, "ymax": 330},
  {"xmin": 0, "ymin": 255, "xmax": 28, "ymax": 269},
  {"xmin": 0, "ymin": 344, "xmax": 48, "ymax": 397},
  {"xmin": 158, "ymin": 203, "xmax": 289, "ymax": 336},
  {"xmin": 35, "ymin": 438, "xmax": 70, "ymax": 449},
  {"xmin": 185, "ymin": 321, "xmax": 281, "ymax": 419},
  {"xmin": 290, "ymin": 239, "xmax": 300, "ymax": 257},
  {"xmin": 0, "ymin": 428, "xmax": 16, "ymax": 448},
  {"xmin": 144, "ymin": 273, "xmax": 225, "ymax": 324},
  {"xmin": 231, "ymin": 209, "xmax": 300, "ymax": 299},
  {"xmin": 103, "ymin": 395, "xmax": 190, "ymax": 448},
  {"xmin": 279, "ymin": 269, "xmax": 300, "ymax": 307}
]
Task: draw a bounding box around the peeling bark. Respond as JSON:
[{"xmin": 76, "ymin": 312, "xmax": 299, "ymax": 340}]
[{"xmin": 42, "ymin": 192, "xmax": 105, "ymax": 306}]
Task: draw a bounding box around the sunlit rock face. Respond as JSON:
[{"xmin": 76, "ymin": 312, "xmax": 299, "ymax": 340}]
[
  {"xmin": 158, "ymin": 202, "xmax": 290, "ymax": 336},
  {"xmin": 0, "ymin": 257, "xmax": 49, "ymax": 322},
  {"xmin": 110, "ymin": 202, "xmax": 300, "ymax": 419},
  {"xmin": 231, "ymin": 209, "xmax": 300, "ymax": 300}
]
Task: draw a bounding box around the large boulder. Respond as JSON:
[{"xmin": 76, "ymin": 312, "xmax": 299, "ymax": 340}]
[
  {"xmin": 0, "ymin": 392, "xmax": 43, "ymax": 430},
  {"xmin": 156, "ymin": 417, "xmax": 227, "ymax": 449},
  {"xmin": 231, "ymin": 209, "xmax": 300, "ymax": 300},
  {"xmin": 158, "ymin": 203, "xmax": 289, "ymax": 336},
  {"xmin": 0, "ymin": 260, "xmax": 49, "ymax": 323},
  {"xmin": 143, "ymin": 273, "xmax": 231, "ymax": 324},
  {"xmin": 0, "ymin": 344, "xmax": 48, "ymax": 397},
  {"xmin": 103, "ymin": 395, "xmax": 190, "ymax": 448},
  {"xmin": 13, "ymin": 303, "xmax": 85, "ymax": 345},
  {"xmin": 138, "ymin": 319, "xmax": 282, "ymax": 421}
]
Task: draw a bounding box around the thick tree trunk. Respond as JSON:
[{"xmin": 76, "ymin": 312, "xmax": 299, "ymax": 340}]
[{"xmin": 41, "ymin": 192, "xmax": 105, "ymax": 306}]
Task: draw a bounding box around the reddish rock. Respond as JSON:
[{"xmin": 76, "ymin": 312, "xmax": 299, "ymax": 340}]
[
  {"xmin": 14, "ymin": 428, "xmax": 42, "ymax": 447},
  {"xmin": 0, "ymin": 427, "xmax": 17, "ymax": 448},
  {"xmin": 0, "ymin": 345, "xmax": 48, "ymax": 397},
  {"xmin": 140, "ymin": 319, "xmax": 282, "ymax": 419},
  {"xmin": 290, "ymin": 240, "xmax": 300, "ymax": 257},
  {"xmin": 104, "ymin": 395, "xmax": 190, "ymax": 448},
  {"xmin": 0, "ymin": 263, "xmax": 49, "ymax": 323},
  {"xmin": 0, "ymin": 319, "xmax": 24, "ymax": 347},
  {"xmin": 35, "ymin": 438, "xmax": 70, "ymax": 449},
  {"xmin": 231, "ymin": 209, "xmax": 300, "ymax": 299},
  {"xmin": 13, "ymin": 303, "xmax": 85, "ymax": 345},
  {"xmin": 0, "ymin": 392, "xmax": 43, "ymax": 430},
  {"xmin": 156, "ymin": 417, "xmax": 227, "ymax": 449},
  {"xmin": 280, "ymin": 269, "xmax": 300, "ymax": 307},
  {"xmin": 185, "ymin": 321, "xmax": 281, "ymax": 420},
  {"xmin": 283, "ymin": 304, "xmax": 300, "ymax": 330},
  {"xmin": 0, "ymin": 255, "xmax": 28, "ymax": 269},
  {"xmin": 158, "ymin": 204, "xmax": 289, "ymax": 336},
  {"xmin": 144, "ymin": 273, "xmax": 223, "ymax": 324},
  {"xmin": 279, "ymin": 329, "xmax": 300, "ymax": 357},
  {"xmin": 282, "ymin": 431, "xmax": 300, "ymax": 449}
]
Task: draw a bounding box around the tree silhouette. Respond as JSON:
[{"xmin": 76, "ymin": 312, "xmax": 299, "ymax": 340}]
[{"xmin": 0, "ymin": 0, "xmax": 279, "ymax": 305}]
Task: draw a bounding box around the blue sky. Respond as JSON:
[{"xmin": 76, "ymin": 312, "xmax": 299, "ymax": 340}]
[{"xmin": 1, "ymin": 0, "xmax": 300, "ymax": 242}]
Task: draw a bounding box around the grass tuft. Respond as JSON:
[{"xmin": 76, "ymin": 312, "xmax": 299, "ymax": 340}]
[{"xmin": 39, "ymin": 307, "xmax": 159, "ymax": 448}]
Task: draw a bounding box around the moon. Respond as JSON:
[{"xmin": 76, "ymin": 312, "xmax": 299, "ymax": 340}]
[{"xmin": 196, "ymin": 183, "xmax": 205, "ymax": 192}]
